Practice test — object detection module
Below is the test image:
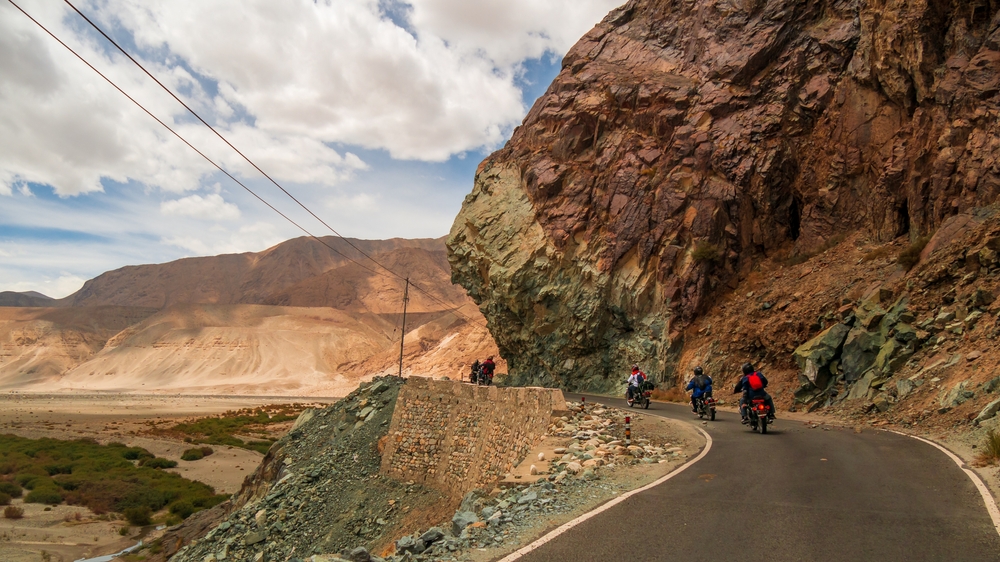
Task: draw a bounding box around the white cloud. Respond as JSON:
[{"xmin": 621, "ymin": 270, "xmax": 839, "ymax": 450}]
[
  {"xmin": 161, "ymin": 193, "xmax": 241, "ymax": 221},
  {"xmin": 163, "ymin": 221, "xmax": 283, "ymax": 256},
  {"xmin": 406, "ymin": 0, "xmax": 624, "ymax": 67},
  {"xmin": 0, "ymin": 0, "xmax": 623, "ymax": 294}
]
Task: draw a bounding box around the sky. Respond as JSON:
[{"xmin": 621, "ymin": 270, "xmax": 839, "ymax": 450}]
[{"xmin": 0, "ymin": 0, "xmax": 622, "ymax": 298}]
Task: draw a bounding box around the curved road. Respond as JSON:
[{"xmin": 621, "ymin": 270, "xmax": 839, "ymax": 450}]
[{"xmin": 514, "ymin": 395, "xmax": 1000, "ymax": 562}]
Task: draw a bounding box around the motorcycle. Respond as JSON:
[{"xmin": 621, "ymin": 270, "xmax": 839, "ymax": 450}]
[
  {"xmin": 694, "ymin": 395, "xmax": 716, "ymax": 421},
  {"xmin": 475, "ymin": 367, "xmax": 493, "ymax": 386},
  {"xmin": 746, "ymin": 397, "xmax": 772, "ymax": 434},
  {"xmin": 626, "ymin": 381, "xmax": 652, "ymax": 409}
]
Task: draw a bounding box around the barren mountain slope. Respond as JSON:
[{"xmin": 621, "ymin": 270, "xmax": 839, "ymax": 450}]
[
  {"xmin": 0, "ymin": 306, "xmax": 157, "ymax": 389},
  {"xmin": 448, "ymin": 0, "xmax": 1000, "ymax": 391},
  {"xmin": 3, "ymin": 236, "xmax": 499, "ymax": 394},
  {"xmin": 0, "ymin": 291, "xmax": 55, "ymax": 307},
  {"xmin": 66, "ymin": 236, "xmax": 446, "ymax": 309},
  {"xmin": 264, "ymin": 247, "xmax": 471, "ymax": 313}
]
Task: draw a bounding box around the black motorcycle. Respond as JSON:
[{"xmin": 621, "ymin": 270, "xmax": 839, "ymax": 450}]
[
  {"xmin": 694, "ymin": 395, "xmax": 717, "ymax": 421},
  {"xmin": 626, "ymin": 380, "xmax": 652, "ymax": 409},
  {"xmin": 746, "ymin": 397, "xmax": 772, "ymax": 434},
  {"xmin": 475, "ymin": 367, "xmax": 493, "ymax": 386}
]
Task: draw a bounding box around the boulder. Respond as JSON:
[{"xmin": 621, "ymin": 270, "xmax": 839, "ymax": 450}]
[
  {"xmin": 793, "ymin": 323, "xmax": 851, "ymax": 388},
  {"xmin": 347, "ymin": 547, "xmax": 372, "ymax": 562},
  {"xmin": 896, "ymin": 378, "xmax": 915, "ymax": 399},
  {"xmin": 395, "ymin": 536, "xmax": 418, "ymax": 555},
  {"xmin": 847, "ymin": 370, "xmax": 877, "ymax": 401},
  {"xmin": 873, "ymin": 339, "xmax": 913, "ymax": 376},
  {"xmin": 893, "ymin": 324, "xmax": 917, "ymax": 343},
  {"xmin": 976, "ymin": 399, "xmax": 1000, "ymax": 424},
  {"xmin": 984, "ymin": 376, "xmax": 1000, "ymax": 394},
  {"xmin": 451, "ymin": 511, "xmax": 478, "ymax": 536},
  {"xmin": 939, "ymin": 381, "xmax": 975, "ymax": 408},
  {"xmin": 244, "ymin": 531, "xmax": 266, "ymax": 546},
  {"xmin": 856, "ymin": 306, "xmax": 887, "ymax": 330},
  {"xmin": 972, "ymin": 288, "xmax": 996, "ymax": 308},
  {"xmin": 872, "ymin": 395, "xmax": 890, "ymax": 413},
  {"xmin": 841, "ymin": 328, "xmax": 885, "ymax": 382},
  {"xmin": 419, "ymin": 528, "xmax": 445, "ymax": 545}
]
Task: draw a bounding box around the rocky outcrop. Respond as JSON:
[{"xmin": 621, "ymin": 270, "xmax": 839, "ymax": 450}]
[{"xmin": 448, "ymin": 0, "xmax": 1000, "ymax": 390}]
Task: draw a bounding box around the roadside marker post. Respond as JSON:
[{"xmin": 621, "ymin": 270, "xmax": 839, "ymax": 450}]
[{"xmin": 625, "ymin": 416, "xmax": 631, "ymax": 446}]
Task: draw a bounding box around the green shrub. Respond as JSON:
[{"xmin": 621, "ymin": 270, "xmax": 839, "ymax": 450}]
[
  {"xmin": 140, "ymin": 458, "xmax": 178, "ymax": 469},
  {"xmin": 124, "ymin": 506, "xmax": 151, "ymax": 526},
  {"xmin": 199, "ymin": 446, "xmax": 214, "ymax": 456},
  {"xmin": 15, "ymin": 473, "xmax": 44, "ymax": 489},
  {"xmin": 122, "ymin": 448, "xmax": 153, "ymax": 461},
  {"xmin": 180, "ymin": 449, "xmax": 204, "ymax": 461},
  {"xmin": 896, "ymin": 235, "xmax": 931, "ymax": 270},
  {"xmin": 4, "ymin": 505, "xmax": 24, "ymax": 519},
  {"xmin": 0, "ymin": 492, "xmax": 10, "ymax": 505},
  {"xmin": 0, "ymin": 435, "xmax": 226, "ymax": 520},
  {"xmin": 0, "ymin": 482, "xmax": 22, "ymax": 498},
  {"xmin": 25, "ymin": 487, "xmax": 63, "ymax": 505},
  {"xmin": 169, "ymin": 500, "xmax": 195, "ymax": 519},
  {"xmin": 118, "ymin": 525, "xmax": 131, "ymax": 536},
  {"xmin": 691, "ymin": 241, "xmax": 723, "ymax": 263}
]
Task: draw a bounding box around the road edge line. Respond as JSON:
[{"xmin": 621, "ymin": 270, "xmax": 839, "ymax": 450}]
[
  {"xmin": 887, "ymin": 429, "xmax": 1000, "ymax": 536},
  {"xmin": 496, "ymin": 423, "xmax": 713, "ymax": 562}
]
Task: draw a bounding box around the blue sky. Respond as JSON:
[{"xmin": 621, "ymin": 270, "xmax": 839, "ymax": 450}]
[{"xmin": 0, "ymin": 0, "xmax": 620, "ymax": 297}]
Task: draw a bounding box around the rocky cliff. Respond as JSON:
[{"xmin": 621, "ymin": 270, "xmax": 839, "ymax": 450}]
[{"xmin": 448, "ymin": 0, "xmax": 1000, "ymax": 390}]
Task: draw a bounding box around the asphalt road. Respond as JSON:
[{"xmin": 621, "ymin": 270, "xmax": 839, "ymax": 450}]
[{"xmin": 515, "ymin": 395, "xmax": 1000, "ymax": 562}]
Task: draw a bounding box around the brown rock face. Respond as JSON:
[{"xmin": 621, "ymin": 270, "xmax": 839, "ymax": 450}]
[{"xmin": 448, "ymin": 0, "xmax": 1000, "ymax": 390}]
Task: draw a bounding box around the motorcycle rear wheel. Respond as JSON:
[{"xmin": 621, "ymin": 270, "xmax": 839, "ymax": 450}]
[
  {"xmin": 643, "ymin": 398, "xmax": 650, "ymax": 409},
  {"xmin": 759, "ymin": 416, "xmax": 768, "ymax": 434},
  {"xmin": 710, "ymin": 409, "xmax": 716, "ymax": 421}
]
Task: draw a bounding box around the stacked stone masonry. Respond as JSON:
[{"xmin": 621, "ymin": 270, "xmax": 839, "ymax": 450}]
[{"xmin": 380, "ymin": 378, "xmax": 566, "ymax": 496}]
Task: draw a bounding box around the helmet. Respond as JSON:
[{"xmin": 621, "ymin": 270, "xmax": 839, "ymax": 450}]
[
  {"xmin": 487, "ymin": 356, "xmax": 494, "ymax": 360},
  {"xmin": 631, "ymin": 364, "xmax": 639, "ymax": 372},
  {"xmin": 693, "ymin": 366, "xmax": 703, "ymax": 376},
  {"xmin": 742, "ymin": 362, "xmax": 754, "ymax": 375}
]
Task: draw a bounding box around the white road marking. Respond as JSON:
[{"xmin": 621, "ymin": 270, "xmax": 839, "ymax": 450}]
[
  {"xmin": 497, "ymin": 422, "xmax": 713, "ymax": 562},
  {"xmin": 887, "ymin": 429, "xmax": 1000, "ymax": 536}
]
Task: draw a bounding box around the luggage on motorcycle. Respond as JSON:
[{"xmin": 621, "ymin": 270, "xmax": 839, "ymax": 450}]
[
  {"xmin": 640, "ymin": 380, "xmax": 654, "ymax": 392},
  {"xmin": 747, "ymin": 373, "xmax": 764, "ymax": 391}
]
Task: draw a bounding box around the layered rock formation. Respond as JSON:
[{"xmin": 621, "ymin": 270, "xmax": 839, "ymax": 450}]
[{"xmin": 448, "ymin": 0, "xmax": 1000, "ymax": 390}]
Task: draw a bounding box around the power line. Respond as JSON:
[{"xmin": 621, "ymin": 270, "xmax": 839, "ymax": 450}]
[
  {"xmin": 60, "ymin": 0, "xmax": 488, "ymax": 329},
  {"xmin": 4, "ymin": 0, "xmax": 384, "ymax": 279},
  {"xmin": 63, "ymin": 0, "xmax": 405, "ymax": 280}
]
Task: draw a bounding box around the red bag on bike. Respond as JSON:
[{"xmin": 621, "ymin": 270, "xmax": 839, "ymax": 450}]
[{"xmin": 747, "ymin": 373, "xmax": 764, "ymax": 391}]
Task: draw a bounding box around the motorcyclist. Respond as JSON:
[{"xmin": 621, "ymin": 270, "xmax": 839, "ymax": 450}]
[
  {"xmin": 685, "ymin": 366, "xmax": 713, "ymax": 413},
  {"xmin": 733, "ymin": 362, "xmax": 776, "ymax": 424},
  {"xmin": 626, "ymin": 364, "xmax": 646, "ymax": 401},
  {"xmin": 481, "ymin": 356, "xmax": 496, "ymax": 384},
  {"xmin": 469, "ymin": 360, "xmax": 481, "ymax": 383}
]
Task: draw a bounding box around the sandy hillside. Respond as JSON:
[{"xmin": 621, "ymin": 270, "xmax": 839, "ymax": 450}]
[{"xmin": 0, "ymin": 236, "xmax": 502, "ymax": 395}]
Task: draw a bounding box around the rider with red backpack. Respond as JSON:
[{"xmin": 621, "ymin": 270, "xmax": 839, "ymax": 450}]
[{"xmin": 734, "ymin": 363, "xmax": 775, "ymax": 424}]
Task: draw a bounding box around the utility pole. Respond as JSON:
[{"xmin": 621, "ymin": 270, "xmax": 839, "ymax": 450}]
[{"xmin": 397, "ymin": 277, "xmax": 409, "ymax": 378}]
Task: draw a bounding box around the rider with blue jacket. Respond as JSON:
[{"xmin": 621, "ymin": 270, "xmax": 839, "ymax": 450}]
[{"xmin": 685, "ymin": 366, "xmax": 713, "ymax": 413}]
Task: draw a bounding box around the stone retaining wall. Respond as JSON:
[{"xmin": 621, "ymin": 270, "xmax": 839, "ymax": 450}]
[{"xmin": 380, "ymin": 378, "xmax": 566, "ymax": 497}]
